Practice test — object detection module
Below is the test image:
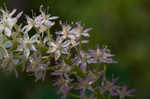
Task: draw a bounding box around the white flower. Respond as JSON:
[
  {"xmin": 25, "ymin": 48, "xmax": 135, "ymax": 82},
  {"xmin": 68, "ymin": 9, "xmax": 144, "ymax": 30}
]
[
  {"xmin": 0, "ymin": 53, "xmax": 19, "ymax": 77},
  {"xmin": 52, "ymin": 60, "xmax": 72, "ymax": 76},
  {"xmin": 0, "ymin": 9, "xmax": 23, "ymax": 37},
  {"xmin": 47, "ymin": 36, "xmax": 70, "ymax": 60},
  {"xmin": 17, "ymin": 33, "xmax": 39, "ymax": 58},
  {"xmin": 23, "ymin": 8, "xmax": 58, "ymax": 33},
  {"xmin": 70, "ymin": 39, "xmax": 80, "ymax": 47},
  {"xmin": 87, "ymin": 45, "xmax": 117, "ymax": 64},
  {"xmin": 72, "ymin": 50, "xmax": 90, "ymax": 72},
  {"xmin": 22, "ymin": 16, "xmax": 35, "ymax": 33},
  {"xmin": 70, "ymin": 23, "xmax": 91, "ymax": 39},
  {"xmin": 0, "ymin": 34, "xmax": 12, "ymax": 59},
  {"xmin": 56, "ymin": 24, "xmax": 76, "ymax": 40},
  {"xmin": 27, "ymin": 52, "xmax": 49, "ymax": 81}
]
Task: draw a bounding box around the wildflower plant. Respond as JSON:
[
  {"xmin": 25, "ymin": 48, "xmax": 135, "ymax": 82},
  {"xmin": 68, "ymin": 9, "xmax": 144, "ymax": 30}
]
[{"xmin": 0, "ymin": 5, "xmax": 135, "ymax": 99}]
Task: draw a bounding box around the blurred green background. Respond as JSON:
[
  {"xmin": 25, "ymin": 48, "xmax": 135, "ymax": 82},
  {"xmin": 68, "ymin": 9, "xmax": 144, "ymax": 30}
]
[{"xmin": 0, "ymin": 0, "xmax": 150, "ymax": 99}]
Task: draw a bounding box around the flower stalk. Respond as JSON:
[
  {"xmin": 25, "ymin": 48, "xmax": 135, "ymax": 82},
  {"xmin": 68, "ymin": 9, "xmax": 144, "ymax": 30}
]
[{"xmin": 0, "ymin": 5, "xmax": 135, "ymax": 99}]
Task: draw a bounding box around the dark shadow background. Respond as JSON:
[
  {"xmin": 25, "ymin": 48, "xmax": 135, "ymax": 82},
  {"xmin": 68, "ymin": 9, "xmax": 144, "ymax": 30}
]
[{"xmin": 0, "ymin": 0, "xmax": 150, "ymax": 99}]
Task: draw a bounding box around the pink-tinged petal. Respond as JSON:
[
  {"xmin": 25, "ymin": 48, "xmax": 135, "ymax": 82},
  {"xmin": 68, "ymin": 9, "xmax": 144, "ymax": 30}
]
[
  {"xmin": 16, "ymin": 11, "xmax": 23, "ymax": 19},
  {"xmin": 87, "ymin": 59, "xmax": 97, "ymax": 64},
  {"xmin": 61, "ymin": 48, "xmax": 68, "ymax": 54},
  {"xmin": 24, "ymin": 48, "xmax": 30, "ymax": 58},
  {"xmin": 81, "ymin": 40, "xmax": 89, "ymax": 44},
  {"xmin": 16, "ymin": 38, "xmax": 23, "ymax": 43},
  {"xmin": 44, "ymin": 21, "xmax": 55, "ymax": 27},
  {"xmin": 55, "ymin": 50, "xmax": 61, "ymax": 60},
  {"xmin": 47, "ymin": 47, "xmax": 56, "ymax": 53},
  {"xmin": 30, "ymin": 45, "xmax": 37, "ymax": 51},
  {"xmin": 83, "ymin": 28, "xmax": 92, "ymax": 33},
  {"xmin": 49, "ymin": 42, "xmax": 57, "ymax": 47},
  {"xmin": 68, "ymin": 35, "xmax": 76, "ymax": 40},
  {"xmin": 82, "ymin": 33, "xmax": 90, "ymax": 37},
  {"xmin": 62, "ymin": 40, "xmax": 70, "ymax": 47},
  {"xmin": 43, "ymin": 37, "xmax": 49, "ymax": 44},
  {"xmin": 57, "ymin": 36, "xmax": 64, "ymax": 44}
]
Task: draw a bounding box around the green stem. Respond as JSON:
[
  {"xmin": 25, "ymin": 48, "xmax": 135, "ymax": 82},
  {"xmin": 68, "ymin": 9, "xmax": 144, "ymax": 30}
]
[
  {"xmin": 35, "ymin": 28, "xmax": 43, "ymax": 46},
  {"xmin": 108, "ymin": 94, "xmax": 111, "ymax": 99},
  {"xmin": 12, "ymin": 24, "xmax": 19, "ymax": 49},
  {"xmin": 47, "ymin": 29, "xmax": 52, "ymax": 41},
  {"xmin": 102, "ymin": 64, "xmax": 107, "ymax": 86},
  {"xmin": 104, "ymin": 63, "xmax": 107, "ymax": 77},
  {"xmin": 68, "ymin": 93, "xmax": 80, "ymax": 98}
]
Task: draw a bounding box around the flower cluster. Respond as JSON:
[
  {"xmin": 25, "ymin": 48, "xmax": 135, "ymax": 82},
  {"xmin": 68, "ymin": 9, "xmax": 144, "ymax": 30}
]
[{"xmin": 0, "ymin": 6, "xmax": 135, "ymax": 99}]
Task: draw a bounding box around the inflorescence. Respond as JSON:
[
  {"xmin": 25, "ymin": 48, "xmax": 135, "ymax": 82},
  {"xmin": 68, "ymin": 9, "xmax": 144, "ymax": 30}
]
[{"xmin": 0, "ymin": 6, "xmax": 135, "ymax": 99}]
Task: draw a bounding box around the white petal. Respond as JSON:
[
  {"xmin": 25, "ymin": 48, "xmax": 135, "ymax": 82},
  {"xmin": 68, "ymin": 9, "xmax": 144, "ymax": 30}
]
[
  {"xmin": 16, "ymin": 38, "xmax": 23, "ymax": 43},
  {"xmin": 0, "ymin": 24, "xmax": 4, "ymax": 33},
  {"xmin": 48, "ymin": 42, "xmax": 56, "ymax": 47},
  {"xmin": 48, "ymin": 16, "xmax": 59, "ymax": 20},
  {"xmin": 62, "ymin": 40, "xmax": 70, "ymax": 47},
  {"xmin": 57, "ymin": 36, "xmax": 64, "ymax": 44},
  {"xmin": 81, "ymin": 40, "xmax": 89, "ymax": 44},
  {"xmin": 22, "ymin": 25, "xmax": 32, "ymax": 33},
  {"xmin": 24, "ymin": 33, "xmax": 29, "ymax": 40},
  {"xmin": 30, "ymin": 45, "xmax": 36, "ymax": 51},
  {"xmin": 39, "ymin": 25, "xmax": 47, "ymax": 32},
  {"xmin": 56, "ymin": 31, "xmax": 63, "ymax": 35},
  {"xmin": 44, "ymin": 21, "xmax": 55, "ymax": 28},
  {"xmin": 16, "ymin": 11, "xmax": 23, "ymax": 19},
  {"xmin": 24, "ymin": 48, "xmax": 30, "ymax": 58},
  {"xmin": 4, "ymin": 28, "xmax": 11, "ymax": 37},
  {"xmin": 55, "ymin": 50, "xmax": 61, "ymax": 60},
  {"xmin": 0, "ymin": 34, "xmax": 3, "ymax": 43},
  {"xmin": 47, "ymin": 47, "xmax": 56, "ymax": 53},
  {"xmin": 30, "ymin": 34, "xmax": 38, "ymax": 43},
  {"xmin": 83, "ymin": 28, "xmax": 92, "ymax": 33},
  {"xmin": 4, "ymin": 41, "xmax": 12, "ymax": 48},
  {"xmin": 82, "ymin": 33, "xmax": 90, "ymax": 37},
  {"xmin": 68, "ymin": 35, "xmax": 76, "ymax": 40},
  {"xmin": 12, "ymin": 59, "xmax": 19, "ymax": 65},
  {"xmin": 16, "ymin": 45, "xmax": 23, "ymax": 51},
  {"xmin": 9, "ymin": 9, "xmax": 17, "ymax": 17},
  {"xmin": 43, "ymin": 37, "xmax": 49, "ymax": 44},
  {"xmin": 61, "ymin": 48, "xmax": 68, "ymax": 54},
  {"xmin": 87, "ymin": 59, "xmax": 97, "ymax": 64},
  {"xmin": 7, "ymin": 18, "xmax": 17, "ymax": 28},
  {"xmin": 4, "ymin": 48, "xmax": 9, "ymax": 57}
]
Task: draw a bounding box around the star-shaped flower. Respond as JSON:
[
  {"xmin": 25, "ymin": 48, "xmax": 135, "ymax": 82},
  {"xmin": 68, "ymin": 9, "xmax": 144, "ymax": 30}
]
[
  {"xmin": 0, "ymin": 9, "xmax": 23, "ymax": 37},
  {"xmin": 88, "ymin": 45, "xmax": 117, "ymax": 64},
  {"xmin": 17, "ymin": 33, "xmax": 39, "ymax": 58},
  {"xmin": 23, "ymin": 8, "xmax": 58, "ymax": 33},
  {"xmin": 99, "ymin": 77, "xmax": 120, "ymax": 96},
  {"xmin": 47, "ymin": 36, "xmax": 70, "ymax": 61},
  {"xmin": 56, "ymin": 24, "xmax": 75, "ymax": 40},
  {"xmin": 0, "ymin": 34, "xmax": 12, "ymax": 59},
  {"xmin": 117, "ymin": 85, "xmax": 136, "ymax": 99}
]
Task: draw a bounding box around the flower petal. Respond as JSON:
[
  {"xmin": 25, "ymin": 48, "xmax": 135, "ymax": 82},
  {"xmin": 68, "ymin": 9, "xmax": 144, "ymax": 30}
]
[
  {"xmin": 55, "ymin": 50, "xmax": 61, "ymax": 61},
  {"xmin": 4, "ymin": 28, "xmax": 11, "ymax": 37}
]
